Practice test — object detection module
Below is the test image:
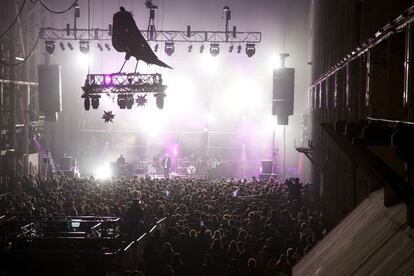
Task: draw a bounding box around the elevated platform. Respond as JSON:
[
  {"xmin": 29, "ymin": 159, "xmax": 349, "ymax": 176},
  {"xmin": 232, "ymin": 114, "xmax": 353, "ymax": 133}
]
[{"xmin": 293, "ymin": 188, "xmax": 414, "ymax": 276}]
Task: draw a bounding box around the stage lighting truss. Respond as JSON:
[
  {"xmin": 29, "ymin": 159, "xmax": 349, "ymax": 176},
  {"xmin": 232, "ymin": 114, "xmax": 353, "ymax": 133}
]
[
  {"xmin": 39, "ymin": 4, "xmax": 261, "ymax": 58},
  {"xmin": 81, "ymin": 73, "xmax": 167, "ymax": 108},
  {"xmin": 39, "ymin": 27, "xmax": 261, "ymax": 44}
]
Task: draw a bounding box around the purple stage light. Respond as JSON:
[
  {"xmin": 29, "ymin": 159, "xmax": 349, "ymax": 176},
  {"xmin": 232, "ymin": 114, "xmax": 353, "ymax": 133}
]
[
  {"xmin": 173, "ymin": 144, "xmax": 179, "ymax": 156},
  {"xmin": 104, "ymin": 74, "xmax": 112, "ymax": 85}
]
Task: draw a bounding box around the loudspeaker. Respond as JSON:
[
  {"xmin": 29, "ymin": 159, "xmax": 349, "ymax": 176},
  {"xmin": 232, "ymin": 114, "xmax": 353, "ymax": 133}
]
[
  {"xmin": 261, "ymin": 160, "xmax": 273, "ymax": 174},
  {"xmin": 38, "ymin": 64, "xmax": 62, "ymax": 115},
  {"xmin": 273, "ymin": 68, "xmax": 295, "ymax": 125},
  {"xmin": 59, "ymin": 156, "xmax": 73, "ymax": 171}
]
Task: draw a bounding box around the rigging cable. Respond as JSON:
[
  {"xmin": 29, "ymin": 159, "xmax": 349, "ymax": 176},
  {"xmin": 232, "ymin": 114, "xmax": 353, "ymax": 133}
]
[
  {"xmin": 0, "ymin": 0, "xmax": 27, "ymax": 40},
  {"xmin": 282, "ymin": 0, "xmax": 288, "ymax": 180},
  {"xmin": 38, "ymin": 0, "xmax": 78, "ymax": 14},
  {"xmin": 0, "ymin": 33, "xmax": 40, "ymax": 66},
  {"xmin": 87, "ymin": 0, "xmax": 91, "ymax": 75}
]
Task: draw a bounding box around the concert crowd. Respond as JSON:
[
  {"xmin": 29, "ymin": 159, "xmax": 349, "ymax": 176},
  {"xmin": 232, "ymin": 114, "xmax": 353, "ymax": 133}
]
[{"xmin": 0, "ymin": 175, "xmax": 325, "ymax": 276}]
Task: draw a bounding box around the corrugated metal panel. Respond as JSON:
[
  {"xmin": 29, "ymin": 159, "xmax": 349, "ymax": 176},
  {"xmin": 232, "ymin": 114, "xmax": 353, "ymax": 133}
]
[{"xmin": 293, "ymin": 188, "xmax": 414, "ymax": 276}]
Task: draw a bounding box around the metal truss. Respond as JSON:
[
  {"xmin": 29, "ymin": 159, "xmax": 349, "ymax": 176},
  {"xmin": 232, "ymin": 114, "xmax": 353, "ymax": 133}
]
[
  {"xmin": 39, "ymin": 27, "xmax": 261, "ymax": 44},
  {"xmin": 81, "ymin": 73, "xmax": 166, "ymax": 96}
]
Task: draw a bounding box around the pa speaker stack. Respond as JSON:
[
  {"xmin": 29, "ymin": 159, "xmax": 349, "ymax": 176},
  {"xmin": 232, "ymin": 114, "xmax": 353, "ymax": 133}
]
[
  {"xmin": 272, "ymin": 68, "xmax": 295, "ymax": 125},
  {"xmin": 259, "ymin": 160, "xmax": 277, "ymax": 181},
  {"xmin": 38, "ymin": 65, "xmax": 62, "ymax": 121}
]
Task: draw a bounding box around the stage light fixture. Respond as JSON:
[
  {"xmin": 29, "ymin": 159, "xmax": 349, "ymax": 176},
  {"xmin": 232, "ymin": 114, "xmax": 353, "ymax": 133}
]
[
  {"xmin": 154, "ymin": 44, "xmax": 159, "ymax": 52},
  {"xmin": 104, "ymin": 43, "xmax": 111, "ymax": 51},
  {"xmin": 155, "ymin": 93, "xmax": 165, "ymax": 109},
  {"xmin": 59, "ymin": 42, "xmax": 65, "ymax": 51},
  {"xmin": 188, "ymin": 45, "xmax": 193, "ymax": 53},
  {"xmin": 210, "ymin": 43, "xmax": 220, "ymax": 57},
  {"xmin": 126, "ymin": 94, "xmax": 134, "ymax": 109},
  {"xmin": 117, "ymin": 95, "xmax": 126, "ymax": 109},
  {"xmin": 229, "ymin": 45, "xmax": 234, "ymax": 53},
  {"xmin": 84, "ymin": 97, "xmax": 90, "ymax": 110},
  {"xmin": 74, "ymin": 3, "xmax": 80, "ymax": 18},
  {"xmin": 67, "ymin": 42, "xmax": 74, "ymax": 51},
  {"xmin": 200, "ymin": 45, "xmax": 205, "ymax": 53},
  {"xmin": 45, "ymin": 41, "xmax": 55, "ymax": 54},
  {"xmin": 237, "ymin": 45, "xmax": 242, "ymax": 54},
  {"xmin": 91, "ymin": 97, "xmax": 100, "ymax": 109},
  {"xmin": 164, "ymin": 42, "xmax": 175, "ymax": 56},
  {"xmin": 79, "ymin": 41, "xmax": 90, "ymax": 54},
  {"xmin": 245, "ymin": 43, "xmax": 256, "ymax": 57},
  {"xmin": 97, "ymin": 43, "xmax": 104, "ymax": 51}
]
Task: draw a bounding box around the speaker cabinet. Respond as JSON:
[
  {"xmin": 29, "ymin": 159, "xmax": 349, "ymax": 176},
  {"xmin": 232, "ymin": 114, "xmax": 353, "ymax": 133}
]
[
  {"xmin": 38, "ymin": 64, "xmax": 62, "ymax": 117},
  {"xmin": 273, "ymin": 68, "xmax": 295, "ymax": 125},
  {"xmin": 261, "ymin": 160, "xmax": 273, "ymax": 174}
]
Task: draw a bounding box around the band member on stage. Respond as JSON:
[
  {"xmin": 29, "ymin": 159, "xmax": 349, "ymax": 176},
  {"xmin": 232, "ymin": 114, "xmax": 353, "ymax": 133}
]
[
  {"xmin": 117, "ymin": 154, "xmax": 126, "ymax": 166},
  {"xmin": 162, "ymin": 154, "xmax": 171, "ymax": 179},
  {"xmin": 115, "ymin": 154, "xmax": 126, "ymax": 177},
  {"xmin": 207, "ymin": 155, "xmax": 220, "ymax": 179}
]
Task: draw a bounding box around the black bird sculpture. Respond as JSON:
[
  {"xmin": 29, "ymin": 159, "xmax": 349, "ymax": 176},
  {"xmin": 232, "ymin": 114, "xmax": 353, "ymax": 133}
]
[{"xmin": 112, "ymin": 7, "xmax": 173, "ymax": 72}]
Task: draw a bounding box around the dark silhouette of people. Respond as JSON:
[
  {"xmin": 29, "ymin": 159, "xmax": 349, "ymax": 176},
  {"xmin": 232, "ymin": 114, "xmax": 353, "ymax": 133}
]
[
  {"xmin": 116, "ymin": 154, "xmax": 125, "ymax": 166},
  {"xmin": 125, "ymin": 198, "xmax": 144, "ymax": 239},
  {"xmin": 2, "ymin": 175, "xmax": 324, "ymax": 276}
]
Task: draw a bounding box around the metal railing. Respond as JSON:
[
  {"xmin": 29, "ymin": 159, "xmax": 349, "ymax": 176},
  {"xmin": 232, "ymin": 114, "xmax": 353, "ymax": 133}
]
[{"xmin": 121, "ymin": 217, "xmax": 168, "ymax": 273}]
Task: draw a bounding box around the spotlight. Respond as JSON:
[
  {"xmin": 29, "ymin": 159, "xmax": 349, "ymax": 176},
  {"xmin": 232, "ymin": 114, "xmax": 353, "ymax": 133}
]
[
  {"xmin": 200, "ymin": 45, "xmax": 205, "ymax": 53},
  {"xmin": 155, "ymin": 93, "xmax": 165, "ymax": 109},
  {"xmin": 77, "ymin": 53, "xmax": 91, "ymax": 67},
  {"xmin": 117, "ymin": 94, "xmax": 126, "ymax": 109},
  {"xmin": 45, "ymin": 41, "xmax": 55, "ymax": 54},
  {"xmin": 126, "ymin": 94, "xmax": 134, "ymax": 109},
  {"xmin": 188, "ymin": 45, "xmax": 193, "ymax": 53},
  {"xmin": 67, "ymin": 42, "xmax": 74, "ymax": 51},
  {"xmin": 237, "ymin": 45, "xmax": 242, "ymax": 54},
  {"xmin": 245, "ymin": 43, "xmax": 256, "ymax": 57},
  {"xmin": 210, "ymin": 43, "xmax": 220, "ymax": 57},
  {"xmin": 154, "ymin": 44, "xmax": 159, "ymax": 52},
  {"xmin": 104, "ymin": 43, "xmax": 111, "ymax": 51},
  {"xmin": 84, "ymin": 97, "xmax": 90, "ymax": 110},
  {"xmin": 97, "ymin": 43, "xmax": 103, "ymax": 51},
  {"xmin": 164, "ymin": 42, "xmax": 175, "ymax": 56},
  {"xmin": 59, "ymin": 42, "xmax": 65, "ymax": 51},
  {"xmin": 79, "ymin": 41, "xmax": 90, "ymax": 54},
  {"xmin": 229, "ymin": 45, "xmax": 234, "ymax": 53},
  {"xmin": 91, "ymin": 97, "xmax": 100, "ymax": 109}
]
